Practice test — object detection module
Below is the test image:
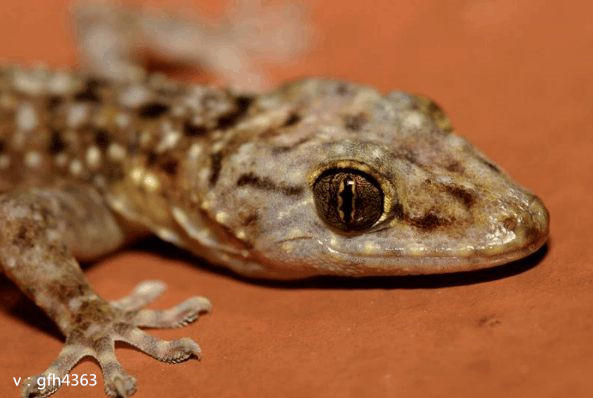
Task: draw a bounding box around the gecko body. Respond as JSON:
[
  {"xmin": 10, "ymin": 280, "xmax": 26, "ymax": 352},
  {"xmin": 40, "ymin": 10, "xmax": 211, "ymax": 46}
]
[{"xmin": 0, "ymin": 65, "xmax": 548, "ymax": 397}]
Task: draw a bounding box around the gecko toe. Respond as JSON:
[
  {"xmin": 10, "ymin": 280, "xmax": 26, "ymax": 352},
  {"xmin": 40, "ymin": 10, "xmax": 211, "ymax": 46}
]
[
  {"xmin": 21, "ymin": 379, "xmax": 59, "ymax": 398},
  {"xmin": 111, "ymin": 280, "xmax": 167, "ymax": 311},
  {"xmin": 117, "ymin": 326, "xmax": 202, "ymax": 362},
  {"xmin": 21, "ymin": 342, "xmax": 91, "ymax": 398},
  {"xmin": 103, "ymin": 368, "xmax": 137, "ymax": 398},
  {"xmin": 131, "ymin": 296, "xmax": 211, "ymax": 328},
  {"xmin": 94, "ymin": 337, "xmax": 137, "ymax": 397}
]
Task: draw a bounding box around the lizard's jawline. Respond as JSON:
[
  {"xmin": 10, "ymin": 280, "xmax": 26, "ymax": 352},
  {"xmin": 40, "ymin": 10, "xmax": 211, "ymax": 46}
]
[{"xmin": 312, "ymin": 235, "xmax": 548, "ymax": 276}]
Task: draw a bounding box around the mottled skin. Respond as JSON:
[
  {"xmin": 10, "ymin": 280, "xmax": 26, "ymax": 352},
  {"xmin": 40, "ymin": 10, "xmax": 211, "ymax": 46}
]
[{"xmin": 0, "ymin": 4, "xmax": 548, "ymax": 398}]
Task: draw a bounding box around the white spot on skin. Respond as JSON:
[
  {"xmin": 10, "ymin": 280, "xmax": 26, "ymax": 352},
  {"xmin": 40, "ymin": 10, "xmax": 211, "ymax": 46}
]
[
  {"xmin": 69, "ymin": 159, "xmax": 83, "ymax": 176},
  {"xmin": 115, "ymin": 112, "xmax": 131, "ymax": 128},
  {"xmin": 436, "ymin": 175, "xmax": 453, "ymax": 184},
  {"xmin": 371, "ymin": 147, "xmax": 383, "ymax": 159},
  {"xmin": 47, "ymin": 72, "xmax": 74, "ymax": 95},
  {"xmin": 130, "ymin": 167, "xmax": 144, "ymax": 184},
  {"xmin": 107, "ymin": 143, "xmax": 126, "ymax": 161},
  {"xmin": 16, "ymin": 103, "xmax": 38, "ymax": 131},
  {"xmin": 85, "ymin": 323, "xmax": 101, "ymax": 337},
  {"xmin": 402, "ymin": 111, "xmax": 424, "ymax": 129},
  {"xmin": 156, "ymin": 130, "xmax": 181, "ymax": 152},
  {"xmin": 330, "ymin": 237, "xmax": 339, "ymax": 247},
  {"xmin": 85, "ymin": 146, "xmax": 102, "ymax": 169},
  {"xmin": 140, "ymin": 130, "xmax": 153, "ymax": 147},
  {"xmin": 281, "ymin": 242, "xmax": 294, "ymax": 253},
  {"xmin": 66, "ymin": 104, "xmax": 89, "ymax": 128},
  {"xmin": 332, "ymin": 144, "xmax": 346, "ymax": 155},
  {"xmin": 215, "ymin": 212, "xmax": 228, "ymax": 223},
  {"xmin": 155, "ymin": 227, "xmax": 183, "ymax": 245},
  {"xmin": 4, "ymin": 256, "xmax": 16, "ymax": 269},
  {"xmin": 198, "ymin": 168, "xmax": 209, "ymax": 185},
  {"xmin": 68, "ymin": 297, "xmax": 82, "ymax": 312},
  {"xmin": 188, "ymin": 143, "xmax": 203, "ymax": 160},
  {"xmin": 287, "ymin": 228, "xmax": 304, "ymax": 238},
  {"xmin": 212, "ymin": 141, "xmax": 225, "ymax": 152},
  {"xmin": 14, "ymin": 72, "xmax": 44, "ymax": 95},
  {"xmin": 448, "ymin": 134, "xmax": 468, "ymax": 150},
  {"xmin": 119, "ymin": 85, "xmax": 151, "ymax": 107},
  {"xmin": 24, "ymin": 151, "xmax": 42, "ymax": 168},
  {"xmin": 142, "ymin": 173, "xmax": 161, "ymax": 192}
]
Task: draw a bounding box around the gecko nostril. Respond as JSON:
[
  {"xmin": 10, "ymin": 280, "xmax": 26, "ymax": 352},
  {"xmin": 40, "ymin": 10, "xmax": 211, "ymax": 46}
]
[{"xmin": 501, "ymin": 216, "xmax": 517, "ymax": 232}]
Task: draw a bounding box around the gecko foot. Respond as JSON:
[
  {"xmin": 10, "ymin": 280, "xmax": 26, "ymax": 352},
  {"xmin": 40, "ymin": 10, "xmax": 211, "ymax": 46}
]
[{"xmin": 21, "ymin": 280, "xmax": 211, "ymax": 398}]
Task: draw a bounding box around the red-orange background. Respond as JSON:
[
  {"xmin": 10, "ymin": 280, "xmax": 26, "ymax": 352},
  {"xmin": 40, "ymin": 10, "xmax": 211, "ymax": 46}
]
[{"xmin": 1, "ymin": 1, "xmax": 592, "ymax": 397}]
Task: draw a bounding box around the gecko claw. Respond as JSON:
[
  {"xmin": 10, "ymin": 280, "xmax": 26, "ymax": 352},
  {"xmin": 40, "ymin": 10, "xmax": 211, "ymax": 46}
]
[
  {"xmin": 107, "ymin": 374, "xmax": 137, "ymax": 398},
  {"xmin": 21, "ymin": 377, "xmax": 58, "ymax": 398}
]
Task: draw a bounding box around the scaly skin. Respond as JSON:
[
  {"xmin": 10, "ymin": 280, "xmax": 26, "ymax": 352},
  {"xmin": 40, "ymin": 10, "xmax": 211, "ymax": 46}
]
[{"xmin": 0, "ymin": 66, "xmax": 548, "ymax": 397}]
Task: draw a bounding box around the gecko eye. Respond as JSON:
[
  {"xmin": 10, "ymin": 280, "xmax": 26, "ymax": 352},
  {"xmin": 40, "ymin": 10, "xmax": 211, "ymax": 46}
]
[{"xmin": 312, "ymin": 169, "xmax": 384, "ymax": 232}]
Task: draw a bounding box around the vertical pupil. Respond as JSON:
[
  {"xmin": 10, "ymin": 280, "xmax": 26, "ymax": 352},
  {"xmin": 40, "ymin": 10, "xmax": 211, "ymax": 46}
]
[{"xmin": 339, "ymin": 177, "xmax": 355, "ymax": 224}]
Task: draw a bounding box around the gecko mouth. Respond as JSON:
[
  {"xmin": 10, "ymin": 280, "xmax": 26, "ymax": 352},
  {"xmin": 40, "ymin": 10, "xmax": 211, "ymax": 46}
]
[{"xmin": 271, "ymin": 225, "xmax": 548, "ymax": 276}]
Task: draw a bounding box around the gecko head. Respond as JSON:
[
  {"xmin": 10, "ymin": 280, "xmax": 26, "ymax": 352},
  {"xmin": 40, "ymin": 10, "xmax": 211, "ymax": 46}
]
[{"xmin": 191, "ymin": 79, "xmax": 549, "ymax": 278}]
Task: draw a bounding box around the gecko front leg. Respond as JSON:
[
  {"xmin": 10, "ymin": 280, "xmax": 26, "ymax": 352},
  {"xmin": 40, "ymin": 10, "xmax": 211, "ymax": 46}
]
[{"xmin": 0, "ymin": 184, "xmax": 210, "ymax": 397}]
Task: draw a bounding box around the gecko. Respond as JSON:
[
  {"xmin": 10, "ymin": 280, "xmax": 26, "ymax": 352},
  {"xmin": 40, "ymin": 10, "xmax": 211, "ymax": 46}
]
[{"xmin": 0, "ymin": 2, "xmax": 549, "ymax": 398}]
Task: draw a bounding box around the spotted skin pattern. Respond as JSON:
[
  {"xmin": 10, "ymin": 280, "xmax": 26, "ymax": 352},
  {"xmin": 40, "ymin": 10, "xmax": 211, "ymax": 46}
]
[{"xmin": 0, "ymin": 5, "xmax": 548, "ymax": 398}]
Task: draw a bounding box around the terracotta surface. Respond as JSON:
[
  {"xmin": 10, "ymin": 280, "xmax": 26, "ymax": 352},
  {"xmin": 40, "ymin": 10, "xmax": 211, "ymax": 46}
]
[{"xmin": 1, "ymin": 1, "xmax": 592, "ymax": 397}]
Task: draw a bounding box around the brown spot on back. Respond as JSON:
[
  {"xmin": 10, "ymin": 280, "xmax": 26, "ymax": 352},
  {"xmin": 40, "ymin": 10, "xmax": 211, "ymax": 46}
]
[
  {"xmin": 236, "ymin": 95, "xmax": 254, "ymax": 111},
  {"xmin": 48, "ymin": 130, "xmax": 66, "ymax": 154},
  {"xmin": 183, "ymin": 121, "xmax": 208, "ymax": 136},
  {"xmin": 138, "ymin": 102, "xmax": 169, "ymax": 118},
  {"xmin": 343, "ymin": 113, "xmax": 368, "ymax": 131},
  {"xmin": 73, "ymin": 85, "xmax": 100, "ymax": 102},
  {"xmin": 241, "ymin": 212, "xmax": 258, "ymax": 226},
  {"xmin": 283, "ymin": 112, "xmax": 301, "ymax": 127},
  {"xmin": 46, "ymin": 95, "xmax": 63, "ymax": 111},
  {"xmin": 12, "ymin": 225, "xmax": 36, "ymax": 249},
  {"xmin": 237, "ymin": 172, "xmax": 303, "ymax": 196},
  {"xmin": 408, "ymin": 212, "xmax": 450, "ymax": 230},
  {"xmin": 94, "ymin": 128, "xmax": 110, "ymax": 149},
  {"xmin": 271, "ymin": 136, "xmax": 311, "ymax": 154},
  {"xmin": 160, "ymin": 158, "xmax": 178, "ymax": 175},
  {"xmin": 479, "ymin": 157, "xmax": 501, "ymax": 173},
  {"xmin": 336, "ymin": 83, "xmax": 350, "ymax": 96},
  {"xmin": 216, "ymin": 96, "xmax": 253, "ymax": 129},
  {"xmin": 444, "ymin": 185, "xmax": 476, "ymax": 208},
  {"xmin": 209, "ymin": 152, "xmax": 223, "ymax": 186},
  {"xmin": 445, "ymin": 160, "xmax": 464, "ymax": 173}
]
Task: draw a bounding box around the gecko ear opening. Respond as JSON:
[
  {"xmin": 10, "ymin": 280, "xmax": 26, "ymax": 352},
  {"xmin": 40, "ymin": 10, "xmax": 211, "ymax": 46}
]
[{"xmin": 312, "ymin": 168, "xmax": 383, "ymax": 232}]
